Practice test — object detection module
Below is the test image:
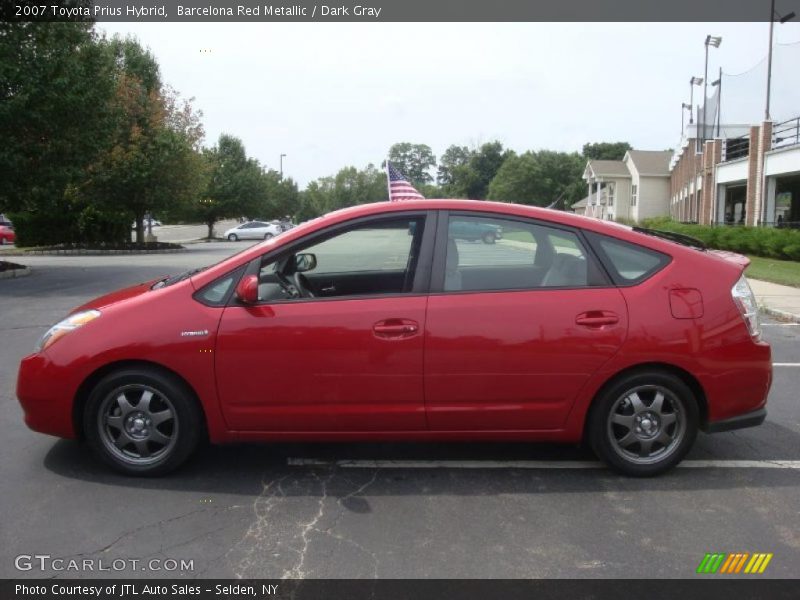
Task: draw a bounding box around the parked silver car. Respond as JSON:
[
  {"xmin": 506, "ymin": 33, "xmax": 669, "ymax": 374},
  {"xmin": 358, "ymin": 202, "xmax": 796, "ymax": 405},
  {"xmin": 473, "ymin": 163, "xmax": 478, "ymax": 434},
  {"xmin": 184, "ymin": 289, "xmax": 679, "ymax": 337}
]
[{"xmin": 224, "ymin": 220, "xmax": 282, "ymax": 241}]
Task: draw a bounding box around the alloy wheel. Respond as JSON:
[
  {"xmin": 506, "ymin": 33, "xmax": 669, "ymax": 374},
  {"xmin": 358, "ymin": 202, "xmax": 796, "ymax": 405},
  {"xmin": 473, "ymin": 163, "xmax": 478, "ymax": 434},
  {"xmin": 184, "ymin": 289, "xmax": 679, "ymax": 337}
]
[
  {"xmin": 606, "ymin": 384, "xmax": 685, "ymax": 465},
  {"xmin": 97, "ymin": 384, "xmax": 178, "ymax": 466}
]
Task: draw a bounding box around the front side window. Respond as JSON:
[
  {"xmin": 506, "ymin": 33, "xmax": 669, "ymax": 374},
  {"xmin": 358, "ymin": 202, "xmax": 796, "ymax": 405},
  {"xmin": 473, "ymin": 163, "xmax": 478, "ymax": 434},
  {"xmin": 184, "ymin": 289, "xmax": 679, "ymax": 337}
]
[
  {"xmin": 257, "ymin": 216, "xmax": 426, "ymax": 302},
  {"xmin": 442, "ymin": 215, "xmax": 598, "ymax": 292}
]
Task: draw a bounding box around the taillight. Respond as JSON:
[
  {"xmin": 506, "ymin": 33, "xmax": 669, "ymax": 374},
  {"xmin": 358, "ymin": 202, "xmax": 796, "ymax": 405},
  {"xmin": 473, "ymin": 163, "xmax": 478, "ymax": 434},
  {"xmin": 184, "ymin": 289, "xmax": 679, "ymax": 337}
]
[{"xmin": 731, "ymin": 274, "xmax": 761, "ymax": 341}]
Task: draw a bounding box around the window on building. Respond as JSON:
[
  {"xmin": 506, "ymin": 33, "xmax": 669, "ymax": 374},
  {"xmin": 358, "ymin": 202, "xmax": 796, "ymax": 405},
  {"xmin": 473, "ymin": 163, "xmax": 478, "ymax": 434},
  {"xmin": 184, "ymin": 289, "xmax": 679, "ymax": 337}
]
[
  {"xmin": 631, "ymin": 184, "xmax": 638, "ymax": 207},
  {"xmin": 607, "ymin": 182, "xmax": 615, "ymax": 206}
]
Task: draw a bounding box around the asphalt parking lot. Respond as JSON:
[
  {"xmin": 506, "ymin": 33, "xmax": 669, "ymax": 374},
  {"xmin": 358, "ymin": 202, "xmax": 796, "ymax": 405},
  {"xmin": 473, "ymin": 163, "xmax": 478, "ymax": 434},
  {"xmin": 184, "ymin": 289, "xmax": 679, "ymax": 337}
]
[{"xmin": 1, "ymin": 242, "xmax": 799, "ymax": 579}]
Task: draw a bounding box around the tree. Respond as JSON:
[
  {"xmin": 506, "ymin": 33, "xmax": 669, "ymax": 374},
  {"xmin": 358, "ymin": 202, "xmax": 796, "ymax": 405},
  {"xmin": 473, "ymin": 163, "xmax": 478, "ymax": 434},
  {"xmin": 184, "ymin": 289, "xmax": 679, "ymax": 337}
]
[
  {"xmin": 437, "ymin": 145, "xmax": 471, "ymax": 186},
  {"xmin": 261, "ymin": 171, "xmax": 300, "ymax": 220},
  {"xmin": 297, "ymin": 164, "xmax": 386, "ymax": 221},
  {"xmin": 0, "ymin": 22, "xmax": 119, "ymax": 243},
  {"xmin": 582, "ymin": 142, "xmax": 632, "ymax": 161},
  {"xmin": 84, "ymin": 38, "xmax": 205, "ymax": 243},
  {"xmin": 192, "ymin": 135, "xmax": 266, "ymax": 239},
  {"xmin": 488, "ymin": 150, "xmax": 584, "ymax": 208},
  {"xmin": 387, "ymin": 143, "xmax": 436, "ymax": 186},
  {"xmin": 450, "ymin": 141, "xmax": 513, "ymax": 199}
]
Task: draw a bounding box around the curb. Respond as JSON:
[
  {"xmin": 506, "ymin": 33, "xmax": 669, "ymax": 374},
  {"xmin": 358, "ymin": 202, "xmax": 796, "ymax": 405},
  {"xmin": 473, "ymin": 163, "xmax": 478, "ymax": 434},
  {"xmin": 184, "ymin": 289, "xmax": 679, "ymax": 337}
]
[
  {"xmin": 0, "ymin": 265, "xmax": 31, "ymax": 280},
  {"xmin": 0, "ymin": 248, "xmax": 185, "ymax": 256},
  {"xmin": 760, "ymin": 305, "xmax": 800, "ymax": 324}
]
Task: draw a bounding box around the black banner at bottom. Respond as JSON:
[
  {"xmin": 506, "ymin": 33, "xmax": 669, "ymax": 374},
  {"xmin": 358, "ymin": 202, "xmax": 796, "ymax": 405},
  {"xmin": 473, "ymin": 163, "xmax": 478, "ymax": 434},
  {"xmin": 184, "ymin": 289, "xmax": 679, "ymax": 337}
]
[{"xmin": 3, "ymin": 579, "xmax": 799, "ymax": 600}]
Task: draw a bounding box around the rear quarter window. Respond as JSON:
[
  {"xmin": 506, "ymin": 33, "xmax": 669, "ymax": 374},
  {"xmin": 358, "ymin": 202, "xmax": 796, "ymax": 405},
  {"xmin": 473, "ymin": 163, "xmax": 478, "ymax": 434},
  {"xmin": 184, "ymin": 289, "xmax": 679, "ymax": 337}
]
[{"xmin": 588, "ymin": 233, "xmax": 670, "ymax": 285}]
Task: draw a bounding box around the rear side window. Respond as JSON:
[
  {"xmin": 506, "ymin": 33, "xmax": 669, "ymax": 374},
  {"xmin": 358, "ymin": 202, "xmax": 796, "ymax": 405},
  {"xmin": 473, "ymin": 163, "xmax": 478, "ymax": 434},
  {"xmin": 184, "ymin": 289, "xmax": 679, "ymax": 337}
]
[
  {"xmin": 441, "ymin": 215, "xmax": 604, "ymax": 292},
  {"xmin": 590, "ymin": 234, "xmax": 669, "ymax": 284}
]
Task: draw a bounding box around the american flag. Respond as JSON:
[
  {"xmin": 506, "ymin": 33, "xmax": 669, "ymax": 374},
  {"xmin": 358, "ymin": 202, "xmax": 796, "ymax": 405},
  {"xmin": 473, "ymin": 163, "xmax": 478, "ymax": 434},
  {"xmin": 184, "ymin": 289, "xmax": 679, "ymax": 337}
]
[{"xmin": 386, "ymin": 162, "xmax": 425, "ymax": 202}]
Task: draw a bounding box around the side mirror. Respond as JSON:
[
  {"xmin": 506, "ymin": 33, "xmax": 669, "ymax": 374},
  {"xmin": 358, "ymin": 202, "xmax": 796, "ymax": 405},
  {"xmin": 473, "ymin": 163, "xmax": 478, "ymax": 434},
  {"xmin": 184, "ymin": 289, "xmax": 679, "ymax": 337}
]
[
  {"xmin": 294, "ymin": 253, "xmax": 317, "ymax": 273},
  {"xmin": 235, "ymin": 274, "xmax": 259, "ymax": 304}
]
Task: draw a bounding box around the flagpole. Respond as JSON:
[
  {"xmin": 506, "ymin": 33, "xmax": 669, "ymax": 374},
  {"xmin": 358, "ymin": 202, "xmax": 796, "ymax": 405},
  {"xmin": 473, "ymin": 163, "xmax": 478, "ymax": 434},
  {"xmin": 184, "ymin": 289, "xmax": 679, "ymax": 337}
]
[{"xmin": 385, "ymin": 159, "xmax": 392, "ymax": 202}]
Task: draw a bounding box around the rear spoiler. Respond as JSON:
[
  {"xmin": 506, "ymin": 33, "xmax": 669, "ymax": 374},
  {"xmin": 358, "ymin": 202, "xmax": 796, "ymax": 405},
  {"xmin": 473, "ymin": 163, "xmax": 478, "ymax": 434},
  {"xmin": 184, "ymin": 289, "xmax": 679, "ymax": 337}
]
[
  {"xmin": 705, "ymin": 249, "xmax": 750, "ymax": 268},
  {"xmin": 632, "ymin": 227, "xmax": 707, "ymax": 250}
]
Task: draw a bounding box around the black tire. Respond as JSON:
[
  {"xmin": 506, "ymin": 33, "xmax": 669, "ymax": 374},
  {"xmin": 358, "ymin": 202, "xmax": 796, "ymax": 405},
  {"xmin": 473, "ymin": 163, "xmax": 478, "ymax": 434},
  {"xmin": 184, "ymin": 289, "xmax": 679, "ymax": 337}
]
[
  {"xmin": 83, "ymin": 367, "xmax": 202, "ymax": 476},
  {"xmin": 228, "ymin": 233, "xmax": 238, "ymax": 242},
  {"xmin": 264, "ymin": 232, "xmax": 274, "ymax": 240},
  {"xmin": 482, "ymin": 231, "xmax": 496, "ymax": 244},
  {"xmin": 588, "ymin": 370, "xmax": 698, "ymax": 477}
]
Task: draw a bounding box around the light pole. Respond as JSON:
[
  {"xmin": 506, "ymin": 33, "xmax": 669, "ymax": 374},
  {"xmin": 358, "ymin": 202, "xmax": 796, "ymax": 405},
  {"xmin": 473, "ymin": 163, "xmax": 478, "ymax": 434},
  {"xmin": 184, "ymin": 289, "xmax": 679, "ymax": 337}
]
[
  {"xmin": 280, "ymin": 153, "xmax": 287, "ymax": 178},
  {"xmin": 711, "ymin": 70, "xmax": 722, "ymax": 138},
  {"xmin": 703, "ymin": 35, "xmax": 722, "ymax": 142},
  {"xmin": 681, "ymin": 103, "xmax": 692, "ymax": 137},
  {"xmin": 689, "ymin": 76, "xmax": 704, "ymax": 126},
  {"xmin": 765, "ymin": 0, "xmax": 796, "ymax": 120}
]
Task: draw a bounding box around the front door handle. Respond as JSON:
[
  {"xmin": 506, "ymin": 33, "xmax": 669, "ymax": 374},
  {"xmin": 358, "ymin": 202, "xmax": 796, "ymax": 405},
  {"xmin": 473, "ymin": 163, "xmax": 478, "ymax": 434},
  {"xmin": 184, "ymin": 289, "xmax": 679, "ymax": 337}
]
[
  {"xmin": 576, "ymin": 311, "xmax": 619, "ymax": 327},
  {"xmin": 373, "ymin": 319, "xmax": 419, "ymax": 338}
]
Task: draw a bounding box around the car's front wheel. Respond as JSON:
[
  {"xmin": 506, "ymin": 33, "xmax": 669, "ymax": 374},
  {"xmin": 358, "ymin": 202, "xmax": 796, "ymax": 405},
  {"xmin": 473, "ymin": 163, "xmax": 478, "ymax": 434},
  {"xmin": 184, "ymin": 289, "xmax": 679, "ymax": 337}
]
[
  {"xmin": 264, "ymin": 232, "xmax": 274, "ymax": 240},
  {"xmin": 84, "ymin": 368, "xmax": 202, "ymax": 476},
  {"xmin": 482, "ymin": 231, "xmax": 497, "ymax": 244},
  {"xmin": 228, "ymin": 233, "xmax": 238, "ymax": 242},
  {"xmin": 588, "ymin": 371, "xmax": 698, "ymax": 477}
]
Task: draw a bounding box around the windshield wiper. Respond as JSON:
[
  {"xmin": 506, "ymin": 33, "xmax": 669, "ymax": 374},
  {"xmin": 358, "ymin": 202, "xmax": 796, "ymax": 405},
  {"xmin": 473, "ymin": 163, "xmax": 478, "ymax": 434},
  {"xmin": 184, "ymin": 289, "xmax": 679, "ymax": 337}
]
[
  {"xmin": 632, "ymin": 227, "xmax": 707, "ymax": 251},
  {"xmin": 151, "ymin": 267, "xmax": 206, "ymax": 289}
]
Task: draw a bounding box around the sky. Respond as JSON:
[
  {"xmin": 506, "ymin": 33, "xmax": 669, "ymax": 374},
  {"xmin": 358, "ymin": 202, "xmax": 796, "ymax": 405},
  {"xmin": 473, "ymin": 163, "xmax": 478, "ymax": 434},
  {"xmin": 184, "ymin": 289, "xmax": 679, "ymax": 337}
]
[{"xmin": 98, "ymin": 22, "xmax": 800, "ymax": 187}]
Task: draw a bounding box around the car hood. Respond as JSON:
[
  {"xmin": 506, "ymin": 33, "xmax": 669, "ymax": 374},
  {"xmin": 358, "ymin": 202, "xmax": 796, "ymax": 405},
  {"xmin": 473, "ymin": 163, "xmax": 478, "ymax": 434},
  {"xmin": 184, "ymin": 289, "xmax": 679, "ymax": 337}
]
[{"xmin": 71, "ymin": 279, "xmax": 160, "ymax": 314}]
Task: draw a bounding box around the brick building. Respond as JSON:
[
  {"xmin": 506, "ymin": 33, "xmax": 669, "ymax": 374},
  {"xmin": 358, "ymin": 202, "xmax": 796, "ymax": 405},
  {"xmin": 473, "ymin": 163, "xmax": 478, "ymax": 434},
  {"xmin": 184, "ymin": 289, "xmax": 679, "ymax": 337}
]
[{"xmin": 669, "ymin": 117, "xmax": 800, "ymax": 226}]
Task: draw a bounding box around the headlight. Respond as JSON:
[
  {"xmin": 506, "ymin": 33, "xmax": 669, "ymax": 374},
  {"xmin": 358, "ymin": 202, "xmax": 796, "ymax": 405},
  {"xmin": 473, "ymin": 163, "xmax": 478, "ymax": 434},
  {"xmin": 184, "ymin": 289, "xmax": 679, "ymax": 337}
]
[{"xmin": 35, "ymin": 310, "xmax": 101, "ymax": 352}]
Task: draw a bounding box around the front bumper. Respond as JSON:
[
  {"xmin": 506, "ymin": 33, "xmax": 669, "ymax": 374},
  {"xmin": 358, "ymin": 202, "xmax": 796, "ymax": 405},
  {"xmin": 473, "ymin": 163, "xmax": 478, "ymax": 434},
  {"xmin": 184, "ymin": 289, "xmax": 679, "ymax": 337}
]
[
  {"xmin": 17, "ymin": 353, "xmax": 78, "ymax": 439},
  {"xmin": 704, "ymin": 407, "xmax": 767, "ymax": 433}
]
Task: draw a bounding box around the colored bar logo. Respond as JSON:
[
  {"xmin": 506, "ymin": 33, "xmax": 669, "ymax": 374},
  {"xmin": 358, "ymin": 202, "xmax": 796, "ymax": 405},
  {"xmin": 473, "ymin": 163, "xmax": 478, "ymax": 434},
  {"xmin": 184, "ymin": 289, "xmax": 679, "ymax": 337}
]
[{"xmin": 696, "ymin": 552, "xmax": 773, "ymax": 574}]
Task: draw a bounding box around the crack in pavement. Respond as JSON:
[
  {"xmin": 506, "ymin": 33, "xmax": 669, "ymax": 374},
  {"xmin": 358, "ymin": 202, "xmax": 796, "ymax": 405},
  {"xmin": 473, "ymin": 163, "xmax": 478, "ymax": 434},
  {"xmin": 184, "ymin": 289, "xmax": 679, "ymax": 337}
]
[
  {"xmin": 228, "ymin": 467, "xmax": 383, "ymax": 579},
  {"xmin": 280, "ymin": 470, "xmax": 336, "ymax": 579}
]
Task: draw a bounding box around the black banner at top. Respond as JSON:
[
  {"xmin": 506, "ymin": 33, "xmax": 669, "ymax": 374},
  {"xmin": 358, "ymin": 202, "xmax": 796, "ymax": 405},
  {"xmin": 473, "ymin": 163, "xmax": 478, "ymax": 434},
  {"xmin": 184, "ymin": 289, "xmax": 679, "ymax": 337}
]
[{"xmin": 1, "ymin": 0, "xmax": 795, "ymax": 22}]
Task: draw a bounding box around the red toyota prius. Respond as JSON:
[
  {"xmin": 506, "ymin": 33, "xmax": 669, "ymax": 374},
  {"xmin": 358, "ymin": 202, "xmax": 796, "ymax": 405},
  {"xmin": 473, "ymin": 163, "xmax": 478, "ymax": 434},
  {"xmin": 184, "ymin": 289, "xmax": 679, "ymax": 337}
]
[{"xmin": 17, "ymin": 200, "xmax": 771, "ymax": 476}]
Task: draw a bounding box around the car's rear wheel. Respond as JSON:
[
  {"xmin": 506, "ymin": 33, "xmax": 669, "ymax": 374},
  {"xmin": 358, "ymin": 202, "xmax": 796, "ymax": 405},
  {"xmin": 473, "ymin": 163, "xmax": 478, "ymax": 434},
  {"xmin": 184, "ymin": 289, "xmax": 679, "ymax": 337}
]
[
  {"xmin": 84, "ymin": 368, "xmax": 202, "ymax": 476},
  {"xmin": 264, "ymin": 233, "xmax": 273, "ymax": 240},
  {"xmin": 482, "ymin": 231, "xmax": 496, "ymax": 244},
  {"xmin": 228, "ymin": 233, "xmax": 238, "ymax": 241},
  {"xmin": 588, "ymin": 371, "xmax": 698, "ymax": 477}
]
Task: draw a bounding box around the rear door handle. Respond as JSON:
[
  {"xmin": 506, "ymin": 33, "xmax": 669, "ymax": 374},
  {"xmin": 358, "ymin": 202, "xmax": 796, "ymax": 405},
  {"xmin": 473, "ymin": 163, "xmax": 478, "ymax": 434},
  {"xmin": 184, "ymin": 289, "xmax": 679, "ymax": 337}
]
[
  {"xmin": 576, "ymin": 311, "xmax": 619, "ymax": 327},
  {"xmin": 373, "ymin": 319, "xmax": 419, "ymax": 338}
]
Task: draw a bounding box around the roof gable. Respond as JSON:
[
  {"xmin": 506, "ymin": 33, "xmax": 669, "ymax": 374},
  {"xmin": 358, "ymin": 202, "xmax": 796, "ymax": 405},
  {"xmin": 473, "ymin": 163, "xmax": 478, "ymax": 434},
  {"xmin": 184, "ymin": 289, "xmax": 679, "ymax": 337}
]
[{"xmin": 624, "ymin": 150, "xmax": 672, "ymax": 176}]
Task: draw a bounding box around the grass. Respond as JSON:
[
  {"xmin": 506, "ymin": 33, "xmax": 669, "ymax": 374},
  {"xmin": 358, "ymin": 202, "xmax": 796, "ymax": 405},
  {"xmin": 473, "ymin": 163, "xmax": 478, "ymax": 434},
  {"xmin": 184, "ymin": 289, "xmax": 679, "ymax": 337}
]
[{"xmin": 745, "ymin": 255, "xmax": 800, "ymax": 288}]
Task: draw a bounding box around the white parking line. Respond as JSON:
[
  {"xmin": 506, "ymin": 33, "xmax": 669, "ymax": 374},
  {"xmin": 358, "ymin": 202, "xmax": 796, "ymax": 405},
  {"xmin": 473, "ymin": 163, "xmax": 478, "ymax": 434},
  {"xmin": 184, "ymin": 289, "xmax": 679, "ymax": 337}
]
[
  {"xmin": 287, "ymin": 458, "xmax": 800, "ymax": 470},
  {"xmin": 762, "ymin": 322, "xmax": 799, "ymax": 326},
  {"xmin": 773, "ymin": 363, "xmax": 800, "ymax": 367}
]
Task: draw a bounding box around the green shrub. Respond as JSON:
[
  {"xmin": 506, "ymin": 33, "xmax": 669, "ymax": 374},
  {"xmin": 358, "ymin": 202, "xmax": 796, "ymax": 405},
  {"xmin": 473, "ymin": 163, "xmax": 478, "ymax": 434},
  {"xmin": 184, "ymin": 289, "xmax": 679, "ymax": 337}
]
[
  {"xmin": 638, "ymin": 218, "xmax": 800, "ymax": 262},
  {"xmin": 9, "ymin": 211, "xmax": 80, "ymax": 247},
  {"xmin": 10, "ymin": 207, "xmax": 128, "ymax": 247}
]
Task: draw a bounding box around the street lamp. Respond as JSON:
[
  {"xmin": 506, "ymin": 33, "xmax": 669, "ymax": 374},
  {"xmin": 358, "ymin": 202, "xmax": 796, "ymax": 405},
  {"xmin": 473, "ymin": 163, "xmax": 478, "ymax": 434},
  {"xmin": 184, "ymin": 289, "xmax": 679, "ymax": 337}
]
[
  {"xmin": 280, "ymin": 153, "xmax": 287, "ymax": 178},
  {"xmin": 688, "ymin": 76, "xmax": 703, "ymax": 126},
  {"xmin": 681, "ymin": 102, "xmax": 692, "ymax": 137},
  {"xmin": 703, "ymin": 35, "xmax": 722, "ymax": 142},
  {"xmin": 765, "ymin": 0, "xmax": 796, "ymax": 120}
]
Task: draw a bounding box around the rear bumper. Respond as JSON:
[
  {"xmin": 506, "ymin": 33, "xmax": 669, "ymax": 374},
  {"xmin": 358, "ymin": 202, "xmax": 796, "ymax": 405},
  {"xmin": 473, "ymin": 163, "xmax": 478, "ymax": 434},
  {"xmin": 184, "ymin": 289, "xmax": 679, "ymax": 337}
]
[{"xmin": 704, "ymin": 407, "xmax": 767, "ymax": 433}]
